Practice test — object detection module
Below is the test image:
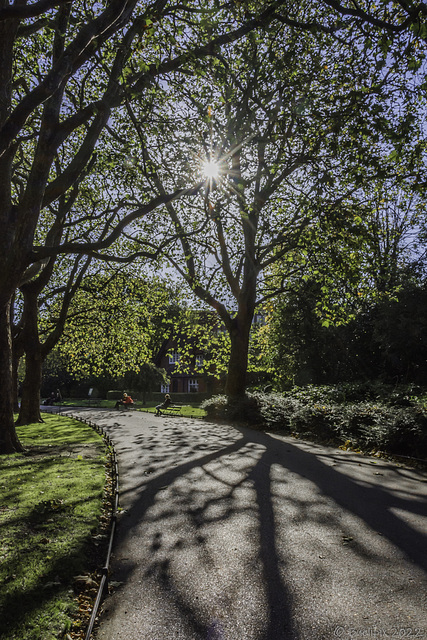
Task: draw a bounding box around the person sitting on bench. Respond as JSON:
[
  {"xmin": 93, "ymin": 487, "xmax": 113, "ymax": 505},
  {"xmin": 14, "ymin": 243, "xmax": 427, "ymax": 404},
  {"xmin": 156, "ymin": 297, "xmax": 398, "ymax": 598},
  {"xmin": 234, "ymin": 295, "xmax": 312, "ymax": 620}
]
[
  {"xmin": 42, "ymin": 391, "xmax": 57, "ymax": 405},
  {"xmin": 155, "ymin": 393, "xmax": 171, "ymax": 416},
  {"xmin": 115, "ymin": 392, "xmax": 134, "ymax": 409}
]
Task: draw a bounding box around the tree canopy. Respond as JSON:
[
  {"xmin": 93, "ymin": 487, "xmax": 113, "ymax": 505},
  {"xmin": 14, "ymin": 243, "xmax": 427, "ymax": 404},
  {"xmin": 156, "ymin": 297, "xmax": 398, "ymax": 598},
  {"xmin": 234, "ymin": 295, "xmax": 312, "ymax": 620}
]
[
  {"xmin": 2, "ymin": 0, "xmax": 427, "ymax": 452},
  {"xmin": 109, "ymin": 3, "xmax": 427, "ymax": 395},
  {"xmin": 55, "ymin": 269, "xmax": 178, "ymax": 379},
  {"xmin": 0, "ymin": 0, "xmax": 294, "ymax": 452}
]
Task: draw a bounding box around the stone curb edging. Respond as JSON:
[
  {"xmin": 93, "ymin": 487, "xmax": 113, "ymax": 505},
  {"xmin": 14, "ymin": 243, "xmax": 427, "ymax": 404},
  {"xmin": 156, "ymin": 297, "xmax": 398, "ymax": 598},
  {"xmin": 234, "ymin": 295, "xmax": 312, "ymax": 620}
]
[
  {"xmin": 44, "ymin": 409, "xmax": 119, "ymax": 640},
  {"xmin": 82, "ymin": 418, "xmax": 119, "ymax": 640}
]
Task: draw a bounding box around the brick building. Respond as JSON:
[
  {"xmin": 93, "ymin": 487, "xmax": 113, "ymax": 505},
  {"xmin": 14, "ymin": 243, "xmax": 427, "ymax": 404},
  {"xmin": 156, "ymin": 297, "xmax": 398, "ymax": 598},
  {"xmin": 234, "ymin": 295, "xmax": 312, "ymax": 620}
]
[{"xmin": 153, "ymin": 312, "xmax": 225, "ymax": 396}]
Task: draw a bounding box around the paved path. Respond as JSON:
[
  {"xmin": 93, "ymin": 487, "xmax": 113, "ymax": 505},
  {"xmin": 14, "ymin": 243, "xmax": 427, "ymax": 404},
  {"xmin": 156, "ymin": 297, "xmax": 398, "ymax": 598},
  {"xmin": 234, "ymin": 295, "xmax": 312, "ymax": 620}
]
[{"xmin": 68, "ymin": 409, "xmax": 427, "ymax": 640}]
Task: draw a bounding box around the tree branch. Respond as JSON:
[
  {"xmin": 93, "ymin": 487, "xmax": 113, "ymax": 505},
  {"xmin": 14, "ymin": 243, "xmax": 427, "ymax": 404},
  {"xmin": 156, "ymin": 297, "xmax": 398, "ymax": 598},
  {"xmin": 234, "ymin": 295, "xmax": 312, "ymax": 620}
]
[
  {"xmin": 32, "ymin": 182, "xmax": 204, "ymax": 259},
  {"xmin": 0, "ymin": 0, "xmax": 69, "ymax": 21}
]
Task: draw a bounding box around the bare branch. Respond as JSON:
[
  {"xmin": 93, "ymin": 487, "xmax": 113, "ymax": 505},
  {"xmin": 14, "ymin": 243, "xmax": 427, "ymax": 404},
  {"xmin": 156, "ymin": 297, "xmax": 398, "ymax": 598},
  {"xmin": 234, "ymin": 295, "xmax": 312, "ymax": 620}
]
[{"xmin": 0, "ymin": 0, "xmax": 69, "ymax": 21}]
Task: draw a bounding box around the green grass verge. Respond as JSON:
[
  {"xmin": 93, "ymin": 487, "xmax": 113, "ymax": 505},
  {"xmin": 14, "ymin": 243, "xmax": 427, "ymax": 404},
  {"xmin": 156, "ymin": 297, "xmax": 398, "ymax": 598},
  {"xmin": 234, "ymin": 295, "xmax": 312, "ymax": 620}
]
[
  {"xmin": 60, "ymin": 398, "xmax": 207, "ymax": 417},
  {"xmin": 59, "ymin": 398, "xmax": 114, "ymax": 408},
  {"xmin": 0, "ymin": 414, "xmax": 107, "ymax": 640},
  {"xmin": 139, "ymin": 403, "xmax": 207, "ymax": 418}
]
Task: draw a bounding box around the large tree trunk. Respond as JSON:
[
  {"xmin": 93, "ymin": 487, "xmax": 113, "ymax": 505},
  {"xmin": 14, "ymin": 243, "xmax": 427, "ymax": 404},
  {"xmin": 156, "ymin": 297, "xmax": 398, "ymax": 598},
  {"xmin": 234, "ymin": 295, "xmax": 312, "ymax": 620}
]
[
  {"xmin": 224, "ymin": 243, "xmax": 258, "ymax": 398},
  {"xmin": 16, "ymin": 287, "xmax": 44, "ymax": 425},
  {"xmin": 0, "ymin": 298, "xmax": 24, "ymax": 453},
  {"xmin": 0, "ymin": 15, "xmax": 25, "ymax": 452},
  {"xmin": 11, "ymin": 294, "xmax": 22, "ymax": 413},
  {"xmin": 225, "ymin": 314, "xmax": 253, "ymax": 398},
  {"xmin": 12, "ymin": 349, "xmax": 20, "ymax": 413},
  {"xmin": 16, "ymin": 350, "xmax": 43, "ymax": 425}
]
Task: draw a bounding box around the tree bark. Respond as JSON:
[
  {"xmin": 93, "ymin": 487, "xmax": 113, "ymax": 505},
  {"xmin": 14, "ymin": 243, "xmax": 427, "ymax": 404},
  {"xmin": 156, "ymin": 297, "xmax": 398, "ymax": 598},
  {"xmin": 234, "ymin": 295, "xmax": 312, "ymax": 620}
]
[
  {"xmin": 225, "ymin": 319, "xmax": 252, "ymax": 397},
  {"xmin": 16, "ymin": 350, "xmax": 43, "ymax": 425},
  {"xmin": 11, "ymin": 294, "xmax": 22, "ymax": 412},
  {"xmin": 0, "ymin": 298, "xmax": 24, "ymax": 453},
  {"xmin": 16, "ymin": 285, "xmax": 45, "ymax": 424},
  {"xmin": 0, "ymin": 11, "xmax": 26, "ymax": 452},
  {"xmin": 224, "ymin": 221, "xmax": 258, "ymax": 398},
  {"xmin": 12, "ymin": 348, "xmax": 20, "ymax": 413}
]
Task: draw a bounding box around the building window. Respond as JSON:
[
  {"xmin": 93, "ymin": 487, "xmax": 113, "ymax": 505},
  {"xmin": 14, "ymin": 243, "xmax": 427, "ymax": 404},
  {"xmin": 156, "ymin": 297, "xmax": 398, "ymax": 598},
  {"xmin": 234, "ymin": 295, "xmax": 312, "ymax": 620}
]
[
  {"xmin": 160, "ymin": 384, "xmax": 170, "ymax": 393},
  {"xmin": 188, "ymin": 379, "xmax": 199, "ymax": 393},
  {"xmin": 168, "ymin": 351, "xmax": 180, "ymax": 364},
  {"xmin": 195, "ymin": 355, "xmax": 203, "ymax": 368}
]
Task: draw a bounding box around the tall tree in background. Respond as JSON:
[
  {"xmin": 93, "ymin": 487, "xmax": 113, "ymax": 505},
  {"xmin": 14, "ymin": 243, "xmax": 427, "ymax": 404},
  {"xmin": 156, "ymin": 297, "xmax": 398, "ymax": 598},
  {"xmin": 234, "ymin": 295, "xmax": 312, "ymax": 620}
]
[
  {"xmin": 15, "ymin": 253, "xmax": 92, "ymax": 425},
  {"xmin": 261, "ymin": 182, "xmax": 427, "ymax": 387},
  {"xmin": 117, "ymin": 5, "xmax": 426, "ymax": 397},
  {"xmin": 54, "ymin": 269, "xmax": 178, "ymax": 381}
]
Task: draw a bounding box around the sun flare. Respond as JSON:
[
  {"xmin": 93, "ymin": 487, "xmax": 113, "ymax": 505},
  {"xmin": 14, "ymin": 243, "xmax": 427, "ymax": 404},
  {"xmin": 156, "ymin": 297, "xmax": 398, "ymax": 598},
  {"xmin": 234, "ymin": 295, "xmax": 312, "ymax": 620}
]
[{"xmin": 202, "ymin": 160, "xmax": 220, "ymax": 180}]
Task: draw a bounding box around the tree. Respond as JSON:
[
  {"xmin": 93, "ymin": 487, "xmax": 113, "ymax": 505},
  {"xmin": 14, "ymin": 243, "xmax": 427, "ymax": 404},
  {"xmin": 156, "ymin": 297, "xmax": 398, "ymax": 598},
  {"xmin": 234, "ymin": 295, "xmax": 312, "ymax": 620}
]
[
  {"xmin": 54, "ymin": 269, "xmax": 178, "ymax": 380},
  {"xmin": 263, "ymin": 274, "xmax": 427, "ymax": 387},
  {"xmin": 0, "ymin": 0, "xmax": 291, "ymax": 452},
  {"xmin": 122, "ymin": 363, "xmax": 169, "ymax": 404},
  {"xmin": 114, "ymin": 6, "xmax": 425, "ymax": 398},
  {"xmin": 15, "ymin": 253, "xmax": 92, "ymax": 425},
  {"xmin": 261, "ymin": 181, "xmax": 427, "ymax": 387},
  {"xmin": 321, "ymin": 0, "xmax": 427, "ymax": 40}
]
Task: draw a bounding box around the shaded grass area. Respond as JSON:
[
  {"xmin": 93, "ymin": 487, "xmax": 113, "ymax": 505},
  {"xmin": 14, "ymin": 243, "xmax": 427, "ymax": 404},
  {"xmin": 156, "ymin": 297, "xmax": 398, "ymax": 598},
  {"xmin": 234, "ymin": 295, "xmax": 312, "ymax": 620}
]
[
  {"xmin": 54, "ymin": 398, "xmax": 116, "ymax": 409},
  {"xmin": 0, "ymin": 414, "xmax": 107, "ymax": 640}
]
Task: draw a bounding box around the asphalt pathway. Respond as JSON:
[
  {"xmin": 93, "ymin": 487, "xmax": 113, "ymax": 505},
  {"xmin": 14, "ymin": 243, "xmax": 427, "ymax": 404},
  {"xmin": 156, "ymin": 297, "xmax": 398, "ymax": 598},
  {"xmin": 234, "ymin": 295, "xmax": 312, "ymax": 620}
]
[{"xmin": 67, "ymin": 408, "xmax": 427, "ymax": 640}]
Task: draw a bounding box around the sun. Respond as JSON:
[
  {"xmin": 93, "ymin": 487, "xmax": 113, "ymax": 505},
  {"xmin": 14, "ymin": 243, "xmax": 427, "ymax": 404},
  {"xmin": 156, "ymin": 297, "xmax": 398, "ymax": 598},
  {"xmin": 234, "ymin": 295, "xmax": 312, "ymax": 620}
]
[{"xmin": 202, "ymin": 159, "xmax": 220, "ymax": 180}]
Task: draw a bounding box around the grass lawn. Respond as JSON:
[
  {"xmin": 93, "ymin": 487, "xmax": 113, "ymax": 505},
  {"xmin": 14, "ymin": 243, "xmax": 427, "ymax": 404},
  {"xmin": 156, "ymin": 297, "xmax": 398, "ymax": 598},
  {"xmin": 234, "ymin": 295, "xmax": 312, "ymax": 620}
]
[
  {"xmin": 0, "ymin": 414, "xmax": 109, "ymax": 640},
  {"xmin": 139, "ymin": 402, "xmax": 207, "ymax": 418},
  {"xmin": 60, "ymin": 398, "xmax": 207, "ymax": 418}
]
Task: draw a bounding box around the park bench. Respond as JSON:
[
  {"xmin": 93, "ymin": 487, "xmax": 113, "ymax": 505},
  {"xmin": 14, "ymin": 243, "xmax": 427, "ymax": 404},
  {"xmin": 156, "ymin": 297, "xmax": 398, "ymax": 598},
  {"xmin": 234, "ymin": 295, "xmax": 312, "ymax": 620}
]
[
  {"xmin": 119, "ymin": 401, "xmax": 137, "ymax": 411},
  {"xmin": 160, "ymin": 403, "xmax": 183, "ymax": 416}
]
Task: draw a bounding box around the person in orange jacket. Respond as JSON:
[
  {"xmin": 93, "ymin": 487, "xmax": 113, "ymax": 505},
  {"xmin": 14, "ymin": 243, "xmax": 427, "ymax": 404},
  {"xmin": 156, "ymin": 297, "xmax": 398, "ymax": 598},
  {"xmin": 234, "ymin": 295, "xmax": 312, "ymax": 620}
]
[{"xmin": 115, "ymin": 392, "xmax": 134, "ymax": 409}]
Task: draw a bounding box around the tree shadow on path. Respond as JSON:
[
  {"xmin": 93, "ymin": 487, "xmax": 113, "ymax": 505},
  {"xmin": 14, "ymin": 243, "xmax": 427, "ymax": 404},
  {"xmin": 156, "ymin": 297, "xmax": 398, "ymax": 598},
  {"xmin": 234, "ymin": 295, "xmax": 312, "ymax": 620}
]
[{"xmin": 96, "ymin": 416, "xmax": 427, "ymax": 640}]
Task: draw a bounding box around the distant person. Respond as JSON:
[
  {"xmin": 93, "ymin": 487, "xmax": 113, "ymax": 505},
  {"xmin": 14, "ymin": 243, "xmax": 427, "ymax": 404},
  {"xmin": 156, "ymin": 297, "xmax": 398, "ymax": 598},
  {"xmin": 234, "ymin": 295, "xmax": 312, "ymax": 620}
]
[
  {"xmin": 43, "ymin": 391, "xmax": 56, "ymax": 405},
  {"xmin": 155, "ymin": 393, "xmax": 171, "ymax": 416},
  {"xmin": 115, "ymin": 392, "xmax": 134, "ymax": 409},
  {"xmin": 55, "ymin": 389, "xmax": 62, "ymax": 402}
]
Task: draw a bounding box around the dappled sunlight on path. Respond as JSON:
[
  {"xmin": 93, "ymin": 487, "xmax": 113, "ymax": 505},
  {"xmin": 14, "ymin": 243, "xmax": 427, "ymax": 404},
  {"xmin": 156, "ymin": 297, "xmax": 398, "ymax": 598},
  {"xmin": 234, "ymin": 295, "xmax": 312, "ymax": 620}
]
[{"xmin": 71, "ymin": 410, "xmax": 427, "ymax": 640}]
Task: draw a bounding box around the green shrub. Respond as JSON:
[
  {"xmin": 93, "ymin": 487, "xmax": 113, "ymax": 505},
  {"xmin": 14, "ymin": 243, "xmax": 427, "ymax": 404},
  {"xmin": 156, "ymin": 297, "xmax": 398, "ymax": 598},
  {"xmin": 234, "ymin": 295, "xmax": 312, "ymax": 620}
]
[
  {"xmin": 251, "ymin": 392, "xmax": 302, "ymax": 430},
  {"xmin": 339, "ymin": 403, "xmax": 388, "ymax": 450},
  {"xmin": 202, "ymin": 394, "xmax": 262, "ymax": 423},
  {"xmin": 201, "ymin": 394, "xmax": 229, "ymax": 420},
  {"xmin": 337, "ymin": 403, "xmax": 427, "ymax": 456},
  {"xmin": 283, "ymin": 382, "xmax": 425, "ymax": 406},
  {"xmin": 385, "ymin": 406, "xmax": 427, "ymax": 457},
  {"xmin": 107, "ymin": 389, "xmax": 125, "ymax": 400},
  {"xmin": 202, "ymin": 392, "xmax": 303, "ymax": 430},
  {"xmin": 202, "ymin": 388, "xmax": 427, "ymax": 459},
  {"xmin": 290, "ymin": 404, "xmax": 340, "ymax": 441}
]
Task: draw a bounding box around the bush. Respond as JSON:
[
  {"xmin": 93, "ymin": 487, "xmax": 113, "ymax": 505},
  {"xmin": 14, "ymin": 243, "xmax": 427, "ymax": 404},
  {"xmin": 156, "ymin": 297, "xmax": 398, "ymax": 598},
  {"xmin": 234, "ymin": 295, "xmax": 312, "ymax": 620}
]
[
  {"xmin": 106, "ymin": 390, "xmax": 124, "ymax": 400},
  {"xmin": 290, "ymin": 404, "xmax": 340, "ymax": 441},
  {"xmin": 385, "ymin": 406, "xmax": 427, "ymax": 458},
  {"xmin": 252, "ymin": 392, "xmax": 303, "ymax": 430},
  {"xmin": 339, "ymin": 403, "xmax": 391, "ymax": 450},
  {"xmin": 202, "ymin": 388, "xmax": 427, "ymax": 459},
  {"xmin": 201, "ymin": 394, "xmax": 262, "ymax": 424},
  {"xmin": 282, "ymin": 382, "xmax": 425, "ymax": 406},
  {"xmin": 202, "ymin": 392, "xmax": 303, "ymax": 430}
]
